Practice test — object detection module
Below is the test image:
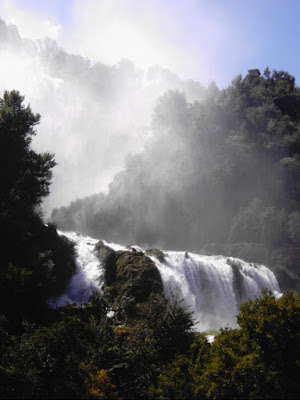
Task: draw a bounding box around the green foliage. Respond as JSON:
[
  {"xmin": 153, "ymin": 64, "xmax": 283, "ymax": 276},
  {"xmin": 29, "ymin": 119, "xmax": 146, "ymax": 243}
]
[
  {"xmin": 149, "ymin": 333, "xmax": 209, "ymax": 399},
  {"xmin": 150, "ymin": 291, "xmax": 300, "ymax": 400},
  {"xmin": 149, "ymin": 354, "xmax": 194, "ymax": 399},
  {"xmin": 238, "ymin": 291, "xmax": 300, "ymax": 374},
  {"xmin": 107, "ymin": 292, "xmax": 195, "ymax": 399},
  {"xmin": 141, "ymin": 292, "xmax": 195, "ymax": 361},
  {"xmin": 0, "ymin": 314, "xmax": 98, "ymax": 398}
]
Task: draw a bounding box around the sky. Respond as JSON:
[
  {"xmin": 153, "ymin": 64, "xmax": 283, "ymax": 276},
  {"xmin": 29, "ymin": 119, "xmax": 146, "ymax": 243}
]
[{"xmin": 1, "ymin": 0, "xmax": 300, "ymax": 88}]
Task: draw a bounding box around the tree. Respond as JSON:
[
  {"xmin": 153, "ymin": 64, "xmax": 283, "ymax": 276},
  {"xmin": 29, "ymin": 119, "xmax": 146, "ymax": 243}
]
[
  {"xmin": 149, "ymin": 291, "xmax": 300, "ymax": 399},
  {"xmin": 0, "ymin": 90, "xmax": 56, "ymax": 219},
  {"xmin": 148, "ymin": 334, "xmax": 210, "ymax": 400},
  {"xmin": 80, "ymin": 363, "xmax": 118, "ymax": 399},
  {"xmin": 0, "ymin": 91, "xmax": 75, "ymax": 325},
  {"xmin": 237, "ymin": 290, "xmax": 300, "ymax": 398}
]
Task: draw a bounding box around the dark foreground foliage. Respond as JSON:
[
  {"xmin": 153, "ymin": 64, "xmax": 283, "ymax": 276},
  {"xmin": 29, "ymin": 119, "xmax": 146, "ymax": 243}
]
[
  {"xmin": 0, "ymin": 90, "xmax": 76, "ymax": 327},
  {"xmin": 0, "ymin": 291, "xmax": 195, "ymax": 399},
  {"xmin": 149, "ymin": 290, "xmax": 300, "ymax": 400},
  {"xmin": 0, "ymin": 290, "xmax": 299, "ymax": 399}
]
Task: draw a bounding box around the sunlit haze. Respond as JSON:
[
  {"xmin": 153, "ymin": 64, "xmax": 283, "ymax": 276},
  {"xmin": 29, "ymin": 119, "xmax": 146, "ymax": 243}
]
[
  {"xmin": 1, "ymin": 0, "xmax": 300, "ymax": 215},
  {"xmin": 1, "ymin": 0, "xmax": 300, "ymax": 87}
]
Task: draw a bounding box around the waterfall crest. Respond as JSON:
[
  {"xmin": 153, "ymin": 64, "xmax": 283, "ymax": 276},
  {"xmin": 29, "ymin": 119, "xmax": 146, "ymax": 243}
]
[{"xmin": 49, "ymin": 231, "xmax": 281, "ymax": 331}]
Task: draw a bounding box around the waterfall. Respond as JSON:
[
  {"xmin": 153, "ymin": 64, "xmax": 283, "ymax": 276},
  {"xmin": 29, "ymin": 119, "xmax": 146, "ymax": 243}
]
[
  {"xmin": 150, "ymin": 251, "xmax": 281, "ymax": 331},
  {"xmin": 48, "ymin": 231, "xmax": 126, "ymax": 307},
  {"xmin": 49, "ymin": 231, "xmax": 281, "ymax": 331}
]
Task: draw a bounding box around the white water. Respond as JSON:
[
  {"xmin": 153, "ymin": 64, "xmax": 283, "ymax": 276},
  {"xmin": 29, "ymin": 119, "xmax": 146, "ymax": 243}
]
[
  {"xmin": 49, "ymin": 231, "xmax": 281, "ymax": 331},
  {"xmin": 150, "ymin": 251, "xmax": 281, "ymax": 331},
  {"xmin": 48, "ymin": 231, "xmax": 127, "ymax": 307}
]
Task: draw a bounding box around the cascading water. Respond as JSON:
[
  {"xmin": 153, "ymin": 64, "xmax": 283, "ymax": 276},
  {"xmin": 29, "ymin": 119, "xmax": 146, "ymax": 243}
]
[
  {"xmin": 48, "ymin": 231, "xmax": 126, "ymax": 307},
  {"xmin": 150, "ymin": 251, "xmax": 281, "ymax": 331},
  {"xmin": 49, "ymin": 231, "xmax": 281, "ymax": 331}
]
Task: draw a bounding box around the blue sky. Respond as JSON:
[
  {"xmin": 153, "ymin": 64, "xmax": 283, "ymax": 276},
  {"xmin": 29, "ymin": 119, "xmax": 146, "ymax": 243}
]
[{"xmin": 1, "ymin": 0, "xmax": 300, "ymax": 88}]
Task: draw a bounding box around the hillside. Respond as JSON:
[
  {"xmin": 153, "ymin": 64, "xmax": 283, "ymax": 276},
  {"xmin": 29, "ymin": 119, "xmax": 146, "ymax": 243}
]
[{"xmin": 52, "ymin": 69, "xmax": 300, "ymax": 290}]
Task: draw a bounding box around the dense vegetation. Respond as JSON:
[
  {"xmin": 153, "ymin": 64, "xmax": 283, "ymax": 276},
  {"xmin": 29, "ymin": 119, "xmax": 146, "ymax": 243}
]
[
  {"xmin": 0, "ymin": 90, "xmax": 76, "ymax": 327},
  {"xmin": 0, "ymin": 83, "xmax": 300, "ymax": 398},
  {"xmin": 149, "ymin": 290, "xmax": 300, "ymax": 400},
  {"xmin": 53, "ymin": 68, "xmax": 300, "ymax": 291}
]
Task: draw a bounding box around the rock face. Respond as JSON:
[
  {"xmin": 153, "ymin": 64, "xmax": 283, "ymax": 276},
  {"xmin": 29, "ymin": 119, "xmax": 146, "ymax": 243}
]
[
  {"xmin": 95, "ymin": 241, "xmax": 117, "ymax": 286},
  {"xmin": 114, "ymin": 250, "xmax": 164, "ymax": 302},
  {"xmin": 95, "ymin": 241, "xmax": 164, "ymax": 314}
]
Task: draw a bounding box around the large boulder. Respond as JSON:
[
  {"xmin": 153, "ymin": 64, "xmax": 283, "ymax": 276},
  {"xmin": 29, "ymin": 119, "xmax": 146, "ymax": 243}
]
[
  {"xmin": 96, "ymin": 243, "xmax": 164, "ymax": 313},
  {"xmin": 114, "ymin": 250, "xmax": 164, "ymax": 303}
]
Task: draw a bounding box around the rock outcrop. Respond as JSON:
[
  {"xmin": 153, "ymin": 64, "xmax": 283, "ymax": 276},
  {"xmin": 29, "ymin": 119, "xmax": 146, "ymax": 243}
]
[{"xmin": 95, "ymin": 241, "xmax": 164, "ymax": 317}]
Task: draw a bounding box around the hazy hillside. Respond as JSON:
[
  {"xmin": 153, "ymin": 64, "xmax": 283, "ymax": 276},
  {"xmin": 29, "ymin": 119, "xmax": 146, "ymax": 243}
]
[
  {"xmin": 52, "ymin": 69, "xmax": 300, "ymax": 288},
  {"xmin": 0, "ymin": 18, "xmax": 210, "ymax": 213}
]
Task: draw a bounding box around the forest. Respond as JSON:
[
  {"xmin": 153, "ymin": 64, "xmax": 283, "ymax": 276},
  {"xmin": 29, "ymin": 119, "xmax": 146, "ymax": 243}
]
[{"xmin": 0, "ymin": 74, "xmax": 300, "ymax": 398}]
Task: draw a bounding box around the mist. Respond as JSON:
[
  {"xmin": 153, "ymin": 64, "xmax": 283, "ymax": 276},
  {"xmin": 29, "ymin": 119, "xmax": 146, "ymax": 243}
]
[
  {"xmin": 0, "ymin": 0, "xmax": 263, "ymax": 217},
  {"xmin": 51, "ymin": 65, "xmax": 300, "ymax": 296},
  {"xmin": 0, "ymin": 18, "xmax": 206, "ymax": 215}
]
